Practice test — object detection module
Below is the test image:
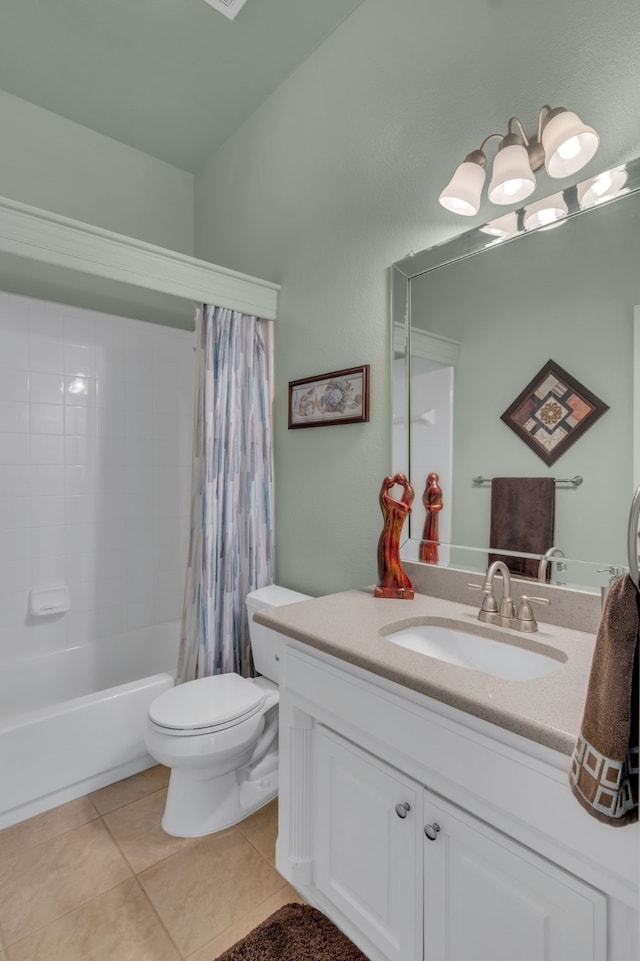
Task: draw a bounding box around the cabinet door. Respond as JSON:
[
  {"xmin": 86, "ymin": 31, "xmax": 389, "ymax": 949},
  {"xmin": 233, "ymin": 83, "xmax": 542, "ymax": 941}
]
[
  {"xmin": 314, "ymin": 725, "xmax": 422, "ymax": 961},
  {"xmin": 423, "ymin": 791, "xmax": 607, "ymax": 961}
]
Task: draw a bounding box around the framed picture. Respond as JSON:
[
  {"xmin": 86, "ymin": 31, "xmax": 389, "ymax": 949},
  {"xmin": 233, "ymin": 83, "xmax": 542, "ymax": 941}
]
[
  {"xmin": 500, "ymin": 359, "xmax": 609, "ymax": 466},
  {"xmin": 288, "ymin": 364, "xmax": 370, "ymax": 429}
]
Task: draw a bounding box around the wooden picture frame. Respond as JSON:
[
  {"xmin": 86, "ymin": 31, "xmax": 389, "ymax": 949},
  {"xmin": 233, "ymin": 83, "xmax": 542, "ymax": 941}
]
[
  {"xmin": 288, "ymin": 365, "xmax": 370, "ymax": 429},
  {"xmin": 500, "ymin": 359, "xmax": 609, "ymax": 466}
]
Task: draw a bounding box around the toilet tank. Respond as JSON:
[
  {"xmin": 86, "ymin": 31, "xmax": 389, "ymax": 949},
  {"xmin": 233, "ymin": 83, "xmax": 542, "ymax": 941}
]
[{"xmin": 246, "ymin": 585, "xmax": 311, "ymax": 683}]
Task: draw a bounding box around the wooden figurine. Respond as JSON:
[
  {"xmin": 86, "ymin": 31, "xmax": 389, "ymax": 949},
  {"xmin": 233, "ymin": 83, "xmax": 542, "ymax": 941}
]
[
  {"xmin": 374, "ymin": 473, "xmax": 415, "ymax": 599},
  {"xmin": 419, "ymin": 472, "xmax": 443, "ymax": 564}
]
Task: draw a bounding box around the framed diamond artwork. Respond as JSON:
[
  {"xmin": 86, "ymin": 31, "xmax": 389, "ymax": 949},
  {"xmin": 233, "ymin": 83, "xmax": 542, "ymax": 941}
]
[{"xmin": 500, "ymin": 359, "xmax": 609, "ymax": 466}]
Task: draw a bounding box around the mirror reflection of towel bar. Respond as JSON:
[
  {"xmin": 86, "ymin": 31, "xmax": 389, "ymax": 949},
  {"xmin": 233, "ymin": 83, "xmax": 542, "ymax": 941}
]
[{"xmin": 472, "ymin": 475, "xmax": 583, "ymax": 488}]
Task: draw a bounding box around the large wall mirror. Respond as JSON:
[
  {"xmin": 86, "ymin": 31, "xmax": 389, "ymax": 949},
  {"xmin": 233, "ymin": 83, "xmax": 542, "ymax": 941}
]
[{"xmin": 392, "ymin": 156, "xmax": 640, "ymax": 593}]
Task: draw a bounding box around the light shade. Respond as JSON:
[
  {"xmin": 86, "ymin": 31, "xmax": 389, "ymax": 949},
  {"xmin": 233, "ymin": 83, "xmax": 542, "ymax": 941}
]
[
  {"xmin": 439, "ymin": 161, "xmax": 486, "ymax": 216},
  {"xmin": 487, "ymin": 143, "xmax": 536, "ymax": 205},
  {"xmin": 523, "ymin": 192, "xmax": 568, "ymax": 231},
  {"xmin": 479, "ymin": 212, "xmax": 518, "ymax": 240},
  {"xmin": 542, "ymin": 109, "xmax": 599, "ymax": 178},
  {"xmin": 577, "ymin": 165, "xmax": 628, "ymax": 208}
]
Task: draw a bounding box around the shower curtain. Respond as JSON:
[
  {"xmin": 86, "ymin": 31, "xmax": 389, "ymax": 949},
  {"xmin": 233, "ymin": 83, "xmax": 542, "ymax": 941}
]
[{"xmin": 176, "ymin": 304, "xmax": 274, "ymax": 683}]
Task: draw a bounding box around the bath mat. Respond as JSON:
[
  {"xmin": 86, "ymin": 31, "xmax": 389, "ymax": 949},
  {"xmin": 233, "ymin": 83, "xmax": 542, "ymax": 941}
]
[{"xmin": 212, "ymin": 902, "xmax": 369, "ymax": 961}]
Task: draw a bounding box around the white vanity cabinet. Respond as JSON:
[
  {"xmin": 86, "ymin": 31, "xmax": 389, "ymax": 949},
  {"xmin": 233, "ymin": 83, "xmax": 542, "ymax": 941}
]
[
  {"xmin": 314, "ymin": 725, "xmax": 423, "ymax": 961},
  {"xmin": 313, "ymin": 723, "xmax": 605, "ymax": 961},
  {"xmin": 276, "ymin": 643, "xmax": 637, "ymax": 961},
  {"xmin": 423, "ymin": 791, "xmax": 605, "ymax": 961}
]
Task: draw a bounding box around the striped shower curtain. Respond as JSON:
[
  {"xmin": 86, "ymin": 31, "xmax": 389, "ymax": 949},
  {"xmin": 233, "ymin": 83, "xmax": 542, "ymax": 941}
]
[{"xmin": 176, "ymin": 305, "xmax": 274, "ymax": 682}]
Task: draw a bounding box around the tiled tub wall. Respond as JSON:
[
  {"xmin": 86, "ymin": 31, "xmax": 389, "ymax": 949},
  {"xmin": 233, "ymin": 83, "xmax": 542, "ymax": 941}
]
[{"xmin": 0, "ymin": 291, "xmax": 194, "ymax": 666}]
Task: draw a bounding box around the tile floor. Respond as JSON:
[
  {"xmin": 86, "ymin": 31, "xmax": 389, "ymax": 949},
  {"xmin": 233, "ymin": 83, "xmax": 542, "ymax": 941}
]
[{"xmin": 0, "ymin": 767, "xmax": 303, "ymax": 960}]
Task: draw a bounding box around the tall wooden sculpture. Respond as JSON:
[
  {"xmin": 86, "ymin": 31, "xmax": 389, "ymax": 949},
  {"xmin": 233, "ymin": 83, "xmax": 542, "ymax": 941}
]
[
  {"xmin": 419, "ymin": 472, "xmax": 443, "ymax": 564},
  {"xmin": 374, "ymin": 473, "xmax": 415, "ymax": 599}
]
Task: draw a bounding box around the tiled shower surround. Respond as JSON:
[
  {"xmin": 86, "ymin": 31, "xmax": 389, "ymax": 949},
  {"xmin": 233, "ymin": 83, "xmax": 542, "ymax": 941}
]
[{"xmin": 0, "ymin": 291, "xmax": 194, "ymax": 666}]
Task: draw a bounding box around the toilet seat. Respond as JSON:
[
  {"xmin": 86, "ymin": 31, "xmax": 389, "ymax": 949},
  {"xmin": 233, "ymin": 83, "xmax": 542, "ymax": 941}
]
[{"xmin": 148, "ymin": 674, "xmax": 272, "ymax": 737}]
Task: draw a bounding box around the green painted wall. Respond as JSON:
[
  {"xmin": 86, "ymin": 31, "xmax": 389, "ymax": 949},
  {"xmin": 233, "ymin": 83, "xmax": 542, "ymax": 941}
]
[
  {"xmin": 0, "ymin": 89, "xmax": 194, "ymax": 254},
  {"xmin": 194, "ymin": 0, "xmax": 640, "ymax": 597}
]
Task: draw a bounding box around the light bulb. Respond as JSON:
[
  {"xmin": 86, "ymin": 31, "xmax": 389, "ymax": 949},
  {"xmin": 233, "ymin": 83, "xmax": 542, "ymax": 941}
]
[
  {"xmin": 449, "ymin": 197, "xmax": 475, "ymax": 215},
  {"xmin": 502, "ymin": 179, "xmax": 527, "ymax": 197},
  {"xmin": 523, "ymin": 192, "xmax": 568, "ymax": 231},
  {"xmin": 591, "ymin": 172, "xmax": 613, "ymax": 196},
  {"xmin": 537, "ymin": 209, "xmax": 560, "ymax": 227},
  {"xmin": 556, "ymin": 136, "xmax": 581, "ymax": 161}
]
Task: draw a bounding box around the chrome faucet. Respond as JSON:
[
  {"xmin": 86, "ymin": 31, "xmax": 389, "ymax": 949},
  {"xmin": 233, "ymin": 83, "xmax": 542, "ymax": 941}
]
[
  {"xmin": 537, "ymin": 547, "xmax": 567, "ymax": 584},
  {"xmin": 470, "ymin": 560, "xmax": 550, "ymax": 632},
  {"xmin": 480, "ymin": 561, "xmax": 515, "ymax": 626}
]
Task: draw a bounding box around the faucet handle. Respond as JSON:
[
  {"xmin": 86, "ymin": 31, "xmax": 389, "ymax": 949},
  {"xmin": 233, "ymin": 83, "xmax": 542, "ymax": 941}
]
[{"xmin": 515, "ymin": 595, "xmax": 550, "ymax": 632}]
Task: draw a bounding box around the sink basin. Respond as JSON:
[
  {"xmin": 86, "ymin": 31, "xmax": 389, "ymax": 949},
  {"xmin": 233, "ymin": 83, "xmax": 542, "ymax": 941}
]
[{"xmin": 384, "ymin": 622, "xmax": 564, "ymax": 681}]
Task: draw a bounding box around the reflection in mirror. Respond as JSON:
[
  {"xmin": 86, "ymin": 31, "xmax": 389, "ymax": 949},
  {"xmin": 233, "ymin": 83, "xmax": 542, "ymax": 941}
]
[{"xmin": 392, "ymin": 157, "xmax": 640, "ymax": 592}]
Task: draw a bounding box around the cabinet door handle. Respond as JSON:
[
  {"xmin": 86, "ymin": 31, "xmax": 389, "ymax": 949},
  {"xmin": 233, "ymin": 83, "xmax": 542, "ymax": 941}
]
[
  {"xmin": 424, "ymin": 822, "xmax": 441, "ymax": 841},
  {"xmin": 395, "ymin": 801, "xmax": 411, "ymax": 819}
]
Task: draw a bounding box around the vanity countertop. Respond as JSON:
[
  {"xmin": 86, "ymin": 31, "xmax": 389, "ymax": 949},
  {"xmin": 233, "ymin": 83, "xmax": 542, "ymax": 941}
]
[{"xmin": 254, "ymin": 589, "xmax": 597, "ymax": 756}]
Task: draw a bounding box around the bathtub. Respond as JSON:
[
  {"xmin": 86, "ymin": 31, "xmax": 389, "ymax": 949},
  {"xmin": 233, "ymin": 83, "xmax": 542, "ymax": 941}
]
[{"xmin": 0, "ymin": 622, "xmax": 179, "ymax": 829}]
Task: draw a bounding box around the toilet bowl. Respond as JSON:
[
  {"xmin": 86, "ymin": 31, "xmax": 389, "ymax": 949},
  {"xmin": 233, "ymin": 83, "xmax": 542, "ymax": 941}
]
[{"xmin": 145, "ymin": 584, "xmax": 310, "ymax": 837}]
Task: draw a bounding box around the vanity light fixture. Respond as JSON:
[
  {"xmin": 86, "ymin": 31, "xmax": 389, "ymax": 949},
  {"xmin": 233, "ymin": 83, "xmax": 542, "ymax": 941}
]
[{"xmin": 439, "ymin": 106, "xmax": 599, "ymax": 217}]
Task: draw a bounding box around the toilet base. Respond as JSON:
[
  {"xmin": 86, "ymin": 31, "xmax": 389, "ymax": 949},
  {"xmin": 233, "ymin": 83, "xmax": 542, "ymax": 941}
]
[{"xmin": 161, "ymin": 762, "xmax": 279, "ymax": 838}]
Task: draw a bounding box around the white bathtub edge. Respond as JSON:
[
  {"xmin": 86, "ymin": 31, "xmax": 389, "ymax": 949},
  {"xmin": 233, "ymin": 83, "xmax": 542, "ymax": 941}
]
[
  {"xmin": 0, "ymin": 670, "xmax": 175, "ymax": 829},
  {"xmin": 0, "ymin": 755, "xmax": 157, "ymax": 831}
]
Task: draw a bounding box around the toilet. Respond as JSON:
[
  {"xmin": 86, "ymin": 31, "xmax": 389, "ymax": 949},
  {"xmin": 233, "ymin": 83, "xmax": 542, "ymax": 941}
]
[{"xmin": 145, "ymin": 584, "xmax": 310, "ymax": 838}]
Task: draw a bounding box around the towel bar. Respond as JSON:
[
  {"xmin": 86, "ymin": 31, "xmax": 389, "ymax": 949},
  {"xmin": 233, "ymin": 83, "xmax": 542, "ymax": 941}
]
[
  {"xmin": 627, "ymin": 485, "xmax": 640, "ymax": 589},
  {"xmin": 472, "ymin": 475, "xmax": 583, "ymax": 489}
]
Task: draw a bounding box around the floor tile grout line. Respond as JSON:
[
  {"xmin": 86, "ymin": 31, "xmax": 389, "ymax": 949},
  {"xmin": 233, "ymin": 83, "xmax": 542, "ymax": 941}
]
[
  {"xmin": 0, "ymin": 775, "xmax": 168, "ymax": 952},
  {"xmin": 89, "ymin": 788, "xmax": 162, "ymax": 818},
  {"xmin": 0, "ymin": 813, "xmax": 135, "ymax": 948},
  {"xmin": 85, "ymin": 793, "xmax": 101, "ymax": 818},
  {"xmin": 0, "ymin": 816, "xmax": 134, "ymax": 947},
  {"xmin": 88, "ymin": 765, "xmax": 171, "ymax": 817},
  {"xmin": 0, "ymin": 809, "xmax": 101, "ymax": 864},
  {"xmin": 0, "ymin": 780, "xmax": 284, "ymax": 958},
  {"xmin": 100, "ymin": 803, "xmax": 248, "ymax": 959},
  {"xmin": 130, "ymin": 874, "xmax": 186, "ymax": 960},
  {"xmin": 98, "ymin": 810, "xmax": 141, "ymax": 875},
  {"xmin": 181, "ymin": 878, "xmax": 294, "ymax": 961},
  {"xmin": 1, "ymin": 877, "xmax": 136, "ymax": 950},
  {"xmin": 241, "ymin": 834, "xmax": 280, "ymax": 873},
  {"xmin": 96, "ymin": 788, "xmax": 195, "ymax": 876},
  {"xmin": 133, "ymin": 824, "xmax": 284, "ymax": 959}
]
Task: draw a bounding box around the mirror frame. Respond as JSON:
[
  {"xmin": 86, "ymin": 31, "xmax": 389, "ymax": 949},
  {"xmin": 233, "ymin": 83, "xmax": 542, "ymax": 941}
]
[{"xmin": 391, "ymin": 155, "xmax": 640, "ymax": 584}]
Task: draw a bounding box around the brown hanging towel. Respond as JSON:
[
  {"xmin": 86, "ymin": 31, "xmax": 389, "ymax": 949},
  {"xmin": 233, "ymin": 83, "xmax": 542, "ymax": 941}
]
[
  {"xmin": 488, "ymin": 476, "xmax": 555, "ymax": 579},
  {"xmin": 569, "ymin": 574, "xmax": 639, "ymax": 825}
]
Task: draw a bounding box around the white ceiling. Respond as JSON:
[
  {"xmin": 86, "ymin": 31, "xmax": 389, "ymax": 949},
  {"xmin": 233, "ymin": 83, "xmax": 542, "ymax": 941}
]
[{"xmin": 0, "ymin": 0, "xmax": 366, "ymax": 173}]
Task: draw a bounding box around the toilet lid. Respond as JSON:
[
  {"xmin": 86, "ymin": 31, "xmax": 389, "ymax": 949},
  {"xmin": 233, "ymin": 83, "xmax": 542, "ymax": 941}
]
[{"xmin": 149, "ymin": 674, "xmax": 268, "ymax": 732}]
